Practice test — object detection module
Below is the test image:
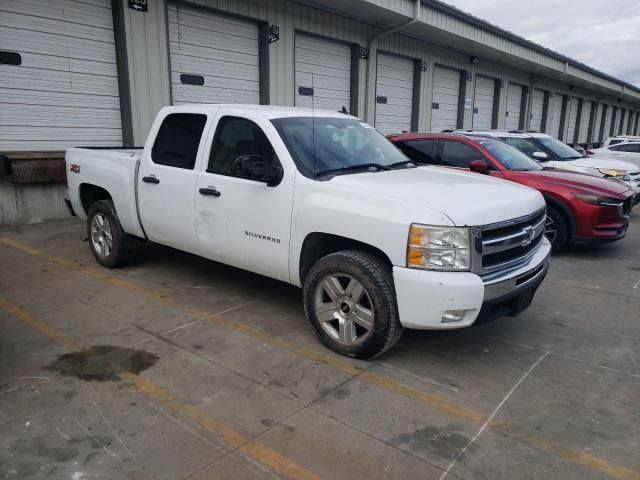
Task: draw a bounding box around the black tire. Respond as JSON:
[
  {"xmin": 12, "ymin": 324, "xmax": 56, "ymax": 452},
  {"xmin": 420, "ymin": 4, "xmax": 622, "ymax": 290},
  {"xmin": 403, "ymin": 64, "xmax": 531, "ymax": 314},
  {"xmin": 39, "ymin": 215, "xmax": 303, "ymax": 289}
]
[
  {"xmin": 303, "ymin": 250, "xmax": 403, "ymax": 359},
  {"xmin": 87, "ymin": 200, "xmax": 137, "ymax": 268},
  {"xmin": 545, "ymin": 204, "xmax": 569, "ymax": 250}
]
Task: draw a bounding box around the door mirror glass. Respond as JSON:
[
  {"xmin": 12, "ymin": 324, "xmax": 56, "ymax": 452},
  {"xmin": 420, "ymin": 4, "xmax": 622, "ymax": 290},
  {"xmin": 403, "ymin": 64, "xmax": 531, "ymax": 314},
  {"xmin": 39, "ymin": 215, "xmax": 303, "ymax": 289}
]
[
  {"xmin": 469, "ymin": 159, "xmax": 490, "ymax": 173},
  {"xmin": 532, "ymin": 151, "xmax": 549, "ymax": 161}
]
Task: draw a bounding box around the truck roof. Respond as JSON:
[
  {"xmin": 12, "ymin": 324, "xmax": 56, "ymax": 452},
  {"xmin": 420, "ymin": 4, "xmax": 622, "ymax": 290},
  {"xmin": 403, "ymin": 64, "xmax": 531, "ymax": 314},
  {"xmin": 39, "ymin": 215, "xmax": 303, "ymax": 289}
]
[{"xmin": 160, "ymin": 104, "xmax": 358, "ymax": 120}]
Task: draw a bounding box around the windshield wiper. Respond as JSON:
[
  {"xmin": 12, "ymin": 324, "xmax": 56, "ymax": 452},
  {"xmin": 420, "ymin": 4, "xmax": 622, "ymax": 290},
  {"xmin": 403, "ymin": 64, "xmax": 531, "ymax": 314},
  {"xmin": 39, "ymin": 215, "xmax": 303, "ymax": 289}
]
[
  {"xmin": 389, "ymin": 160, "xmax": 419, "ymax": 168},
  {"xmin": 316, "ymin": 163, "xmax": 391, "ymax": 177},
  {"xmin": 561, "ymin": 156, "xmax": 584, "ymax": 160}
]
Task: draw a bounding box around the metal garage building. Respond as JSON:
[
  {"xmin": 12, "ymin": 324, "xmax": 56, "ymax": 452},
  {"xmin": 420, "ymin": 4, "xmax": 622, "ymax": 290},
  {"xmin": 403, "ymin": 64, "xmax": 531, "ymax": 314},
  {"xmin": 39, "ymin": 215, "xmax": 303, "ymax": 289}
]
[{"xmin": 2, "ymin": 0, "xmax": 640, "ymax": 152}]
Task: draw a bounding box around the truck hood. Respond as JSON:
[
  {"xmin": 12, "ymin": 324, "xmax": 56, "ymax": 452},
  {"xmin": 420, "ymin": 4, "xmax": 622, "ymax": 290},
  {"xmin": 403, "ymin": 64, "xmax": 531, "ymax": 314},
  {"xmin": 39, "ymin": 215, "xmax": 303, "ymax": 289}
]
[
  {"xmin": 508, "ymin": 169, "xmax": 634, "ymax": 198},
  {"xmin": 558, "ymin": 156, "xmax": 638, "ymax": 172},
  {"xmin": 329, "ymin": 166, "xmax": 543, "ymax": 226}
]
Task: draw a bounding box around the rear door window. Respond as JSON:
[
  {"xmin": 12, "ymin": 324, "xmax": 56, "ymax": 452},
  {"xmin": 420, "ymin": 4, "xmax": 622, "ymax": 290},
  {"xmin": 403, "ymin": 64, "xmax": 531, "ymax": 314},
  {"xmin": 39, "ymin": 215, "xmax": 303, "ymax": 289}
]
[
  {"xmin": 441, "ymin": 140, "xmax": 485, "ymax": 168},
  {"xmin": 396, "ymin": 139, "xmax": 439, "ymax": 165},
  {"xmin": 610, "ymin": 143, "xmax": 640, "ymax": 152},
  {"xmin": 152, "ymin": 113, "xmax": 207, "ymax": 169}
]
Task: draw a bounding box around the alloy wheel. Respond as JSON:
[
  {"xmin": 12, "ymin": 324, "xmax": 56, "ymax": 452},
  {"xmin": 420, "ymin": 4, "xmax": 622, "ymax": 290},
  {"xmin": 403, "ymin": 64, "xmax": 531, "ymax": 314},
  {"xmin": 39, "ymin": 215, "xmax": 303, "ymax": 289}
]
[
  {"xmin": 544, "ymin": 215, "xmax": 557, "ymax": 244},
  {"xmin": 314, "ymin": 274, "xmax": 375, "ymax": 346},
  {"xmin": 90, "ymin": 212, "xmax": 113, "ymax": 258}
]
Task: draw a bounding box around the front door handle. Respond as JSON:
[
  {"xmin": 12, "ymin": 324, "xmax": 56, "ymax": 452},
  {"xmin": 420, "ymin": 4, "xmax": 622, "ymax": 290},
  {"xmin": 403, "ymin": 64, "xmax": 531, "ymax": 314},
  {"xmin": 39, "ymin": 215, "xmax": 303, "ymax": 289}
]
[
  {"xmin": 199, "ymin": 187, "xmax": 221, "ymax": 197},
  {"xmin": 142, "ymin": 176, "xmax": 160, "ymax": 184}
]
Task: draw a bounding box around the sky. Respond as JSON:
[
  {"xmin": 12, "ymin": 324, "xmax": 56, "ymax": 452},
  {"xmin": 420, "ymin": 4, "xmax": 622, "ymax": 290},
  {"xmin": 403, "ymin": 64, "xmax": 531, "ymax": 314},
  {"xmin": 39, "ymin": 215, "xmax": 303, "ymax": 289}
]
[{"xmin": 443, "ymin": 0, "xmax": 640, "ymax": 86}]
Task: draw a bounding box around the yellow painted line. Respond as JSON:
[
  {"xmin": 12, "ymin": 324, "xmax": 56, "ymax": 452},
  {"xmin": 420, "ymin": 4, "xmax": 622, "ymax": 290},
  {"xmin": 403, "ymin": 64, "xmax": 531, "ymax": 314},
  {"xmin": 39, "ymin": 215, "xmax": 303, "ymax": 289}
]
[
  {"xmin": 0, "ymin": 296, "xmax": 321, "ymax": 480},
  {"xmin": 1, "ymin": 235, "xmax": 638, "ymax": 480}
]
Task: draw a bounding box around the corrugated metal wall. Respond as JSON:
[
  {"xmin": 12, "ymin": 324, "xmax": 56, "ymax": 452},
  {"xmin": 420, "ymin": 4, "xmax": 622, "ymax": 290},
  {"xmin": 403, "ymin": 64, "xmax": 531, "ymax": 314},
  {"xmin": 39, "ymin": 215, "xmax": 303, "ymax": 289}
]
[{"xmin": 117, "ymin": 0, "xmax": 640, "ymax": 145}]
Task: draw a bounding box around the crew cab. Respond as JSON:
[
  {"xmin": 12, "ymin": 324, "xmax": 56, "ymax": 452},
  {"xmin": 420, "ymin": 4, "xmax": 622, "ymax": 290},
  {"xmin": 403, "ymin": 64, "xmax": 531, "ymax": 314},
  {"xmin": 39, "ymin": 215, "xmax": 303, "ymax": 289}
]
[
  {"xmin": 449, "ymin": 130, "xmax": 640, "ymax": 194},
  {"xmin": 66, "ymin": 105, "xmax": 551, "ymax": 359},
  {"xmin": 389, "ymin": 133, "xmax": 635, "ymax": 249}
]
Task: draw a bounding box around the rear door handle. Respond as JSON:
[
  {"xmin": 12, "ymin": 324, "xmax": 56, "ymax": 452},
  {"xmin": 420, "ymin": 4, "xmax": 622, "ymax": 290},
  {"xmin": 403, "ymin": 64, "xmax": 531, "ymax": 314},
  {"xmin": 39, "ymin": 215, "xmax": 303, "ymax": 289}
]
[
  {"xmin": 199, "ymin": 187, "xmax": 221, "ymax": 197},
  {"xmin": 142, "ymin": 176, "xmax": 160, "ymax": 184}
]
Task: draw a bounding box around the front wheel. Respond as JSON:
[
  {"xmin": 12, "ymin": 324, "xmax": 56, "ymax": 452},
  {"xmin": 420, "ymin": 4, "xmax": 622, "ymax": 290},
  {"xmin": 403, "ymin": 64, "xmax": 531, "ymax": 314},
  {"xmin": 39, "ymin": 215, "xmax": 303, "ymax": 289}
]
[
  {"xmin": 87, "ymin": 200, "xmax": 137, "ymax": 268},
  {"xmin": 544, "ymin": 205, "xmax": 569, "ymax": 250},
  {"xmin": 303, "ymin": 250, "xmax": 403, "ymax": 359}
]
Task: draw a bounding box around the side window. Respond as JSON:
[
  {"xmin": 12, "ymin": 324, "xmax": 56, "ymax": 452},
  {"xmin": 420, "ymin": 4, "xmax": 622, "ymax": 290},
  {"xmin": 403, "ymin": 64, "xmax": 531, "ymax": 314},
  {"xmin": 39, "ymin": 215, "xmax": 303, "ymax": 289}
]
[
  {"xmin": 611, "ymin": 143, "xmax": 640, "ymax": 152},
  {"xmin": 397, "ymin": 140, "xmax": 439, "ymax": 165},
  {"xmin": 608, "ymin": 140, "xmax": 623, "ymax": 146},
  {"xmin": 208, "ymin": 116, "xmax": 278, "ymax": 180},
  {"xmin": 151, "ymin": 113, "xmax": 207, "ymax": 169},
  {"xmin": 441, "ymin": 140, "xmax": 484, "ymax": 168}
]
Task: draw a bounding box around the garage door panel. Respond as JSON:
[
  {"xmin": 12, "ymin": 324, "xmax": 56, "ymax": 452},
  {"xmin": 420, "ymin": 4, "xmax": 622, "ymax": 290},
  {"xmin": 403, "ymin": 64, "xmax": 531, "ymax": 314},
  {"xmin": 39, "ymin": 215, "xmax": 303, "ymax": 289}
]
[
  {"xmin": 1, "ymin": 0, "xmax": 122, "ymax": 150},
  {"xmin": 548, "ymin": 94, "xmax": 563, "ymax": 138},
  {"xmin": 431, "ymin": 66, "xmax": 460, "ymax": 132},
  {"xmin": 505, "ymin": 83, "xmax": 523, "ymax": 130},
  {"xmin": 530, "ymin": 89, "xmax": 544, "ymax": 131},
  {"xmin": 0, "ymin": 88, "xmax": 117, "ymax": 109},
  {"xmin": 375, "ymin": 53, "xmax": 414, "ymax": 134},
  {"xmin": 578, "ymin": 101, "xmax": 592, "ymax": 143},
  {"xmin": 295, "ymin": 33, "xmax": 351, "ymax": 112},
  {"xmin": 473, "ymin": 76, "xmax": 495, "ymax": 129},
  {"xmin": 0, "ymin": 11, "xmax": 115, "ymax": 43},
  {"xmin": 168, "ymin": 8, "xmax": 258, "ymax": 39},
  {"xmin": 295, "ymin": 73, "xmax": 349, "ymax": 96},
  {"xmin": 566, "ymin": 97, "xmax": 579, "ymax": 142},
  {"xmin": 169, "ymin": 5, "xmax": 260, "ymax": 105}
]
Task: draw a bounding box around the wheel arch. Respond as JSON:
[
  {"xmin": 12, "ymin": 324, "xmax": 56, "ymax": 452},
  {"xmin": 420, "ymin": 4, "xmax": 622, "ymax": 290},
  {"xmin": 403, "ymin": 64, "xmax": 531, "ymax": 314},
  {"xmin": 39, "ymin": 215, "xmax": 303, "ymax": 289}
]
[
  {"xmin": 79, "ymin": 184, "xmax": 112, "ymax": 216},
  {"xmin": 299, "ymin": 232, "xmax": 393, "ymax": 285},
  {"xmin": 543, "ymin": 195, "xmax": 576, "ymax": 240}
]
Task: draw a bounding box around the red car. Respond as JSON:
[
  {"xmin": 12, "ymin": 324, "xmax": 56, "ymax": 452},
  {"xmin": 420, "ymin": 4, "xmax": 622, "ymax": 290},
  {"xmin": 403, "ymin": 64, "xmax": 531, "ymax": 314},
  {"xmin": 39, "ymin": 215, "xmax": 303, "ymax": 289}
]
[{"xmin": 388, "ymin": 133, "xmax": 635, "ymax": 249}]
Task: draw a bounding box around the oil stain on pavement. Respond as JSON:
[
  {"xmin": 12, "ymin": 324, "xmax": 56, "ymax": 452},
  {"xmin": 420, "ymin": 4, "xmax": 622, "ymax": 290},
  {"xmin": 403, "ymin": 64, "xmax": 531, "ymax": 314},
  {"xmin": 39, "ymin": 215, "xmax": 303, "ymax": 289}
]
[{"xmin": 46, "ymin": 345, "xmax": 158, "ymax": 381}]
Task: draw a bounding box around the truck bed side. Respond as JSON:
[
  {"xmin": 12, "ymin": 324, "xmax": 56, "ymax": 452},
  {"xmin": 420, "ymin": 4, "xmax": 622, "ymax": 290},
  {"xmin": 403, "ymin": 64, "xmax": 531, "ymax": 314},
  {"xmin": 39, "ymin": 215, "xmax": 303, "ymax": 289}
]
[{"xmin": 66, "ymin": 147, "xmax": 145, "ymax": 238}]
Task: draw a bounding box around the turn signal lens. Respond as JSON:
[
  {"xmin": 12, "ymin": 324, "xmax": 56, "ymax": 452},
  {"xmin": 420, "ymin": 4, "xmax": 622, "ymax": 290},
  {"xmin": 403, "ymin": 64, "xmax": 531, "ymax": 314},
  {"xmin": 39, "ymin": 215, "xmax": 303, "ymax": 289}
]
[{"xmin": 407, "ymin": 225, "xmax": 471, "ymax": 271}]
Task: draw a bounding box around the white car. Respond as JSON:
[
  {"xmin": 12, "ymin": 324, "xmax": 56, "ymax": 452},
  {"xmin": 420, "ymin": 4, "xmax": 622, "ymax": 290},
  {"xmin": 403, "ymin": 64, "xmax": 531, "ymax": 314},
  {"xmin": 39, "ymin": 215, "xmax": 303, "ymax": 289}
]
[
  {"xmin": 601, "ymin": 135, "xmax": 640, "ymax": 147},
  {"xmin": 65, "ymin": 104, "xmax": 550, "ymax": 359},
  {"xmin": 452, "ymin": 130, "xmax": 640, "ymax": 193},
  {"xmin": 589, "ymin": 141, "xmax": 640, "ymax": 169}
]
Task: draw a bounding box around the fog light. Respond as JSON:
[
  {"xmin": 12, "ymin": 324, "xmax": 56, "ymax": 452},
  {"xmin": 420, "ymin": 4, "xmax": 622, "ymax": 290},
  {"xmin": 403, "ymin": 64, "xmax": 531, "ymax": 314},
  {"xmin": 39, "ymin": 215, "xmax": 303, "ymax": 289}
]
[{"xmin": 442, "ymin": 309, "xmax": 468, "ymax": 323}]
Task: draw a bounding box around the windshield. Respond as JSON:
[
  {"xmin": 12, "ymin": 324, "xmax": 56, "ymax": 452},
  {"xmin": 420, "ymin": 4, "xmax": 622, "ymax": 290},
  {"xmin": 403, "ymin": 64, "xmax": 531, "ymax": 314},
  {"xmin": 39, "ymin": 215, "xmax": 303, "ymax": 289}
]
[
  {"xmin": 271, "ymin": 117, "xmax": 408, "ymax": 177},
  {"xmin": 535, "ymin": 136, "xmax": 584, "ymax": 160},
  {"xmin": 478, "ymin": 139, "xmax": 543, "ymax": 171}
]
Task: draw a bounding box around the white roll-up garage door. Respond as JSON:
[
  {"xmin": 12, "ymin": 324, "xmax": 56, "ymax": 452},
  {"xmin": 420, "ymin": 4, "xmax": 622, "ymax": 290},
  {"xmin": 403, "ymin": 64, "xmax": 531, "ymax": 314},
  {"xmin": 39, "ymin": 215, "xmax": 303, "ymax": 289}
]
[
  {"xmin": 578, "ymin": 100, "xmax": 592, "ymax": 144},
  {"xmin": 529, "ymin": 89, "xmax": 545, "ymax": 131},
  {"xmin": 0, "ymin": 0, "xmax": 122, "ymax": 151},
  {"xmin": 602, "ymin": 105, "xmax": 613, "ymax": 139},
  {"xmin": 295, "ymin": 33, "xmax": 351, "ymax": 112},
  {"xmin": 548, "ymin": 94, "xmax": 563, "ymax": 138},
  {"xmin": 374, "ymin": 53, "xmax": 414, "ymax": 134},
  {"xmin": 592, "ymin": 104, "xmax": 603, "ymax": 143},
  {"xmin": 566, "ymin": 97, "xmax": 579, "ymax": 143},
  {"xmin": 430, "ymin": 66, "xmax": 459, "ymax": 132},
  {"xmin": 168, "ymin": 5, "xmax": 260, "ymax": 105},
  {"xmin": 505, "ymin": 83, "xmax": 524, "ymax": 130},
  {"xmin": 472, "ymin": 76, "xmax": 495, "ymax": 129}
]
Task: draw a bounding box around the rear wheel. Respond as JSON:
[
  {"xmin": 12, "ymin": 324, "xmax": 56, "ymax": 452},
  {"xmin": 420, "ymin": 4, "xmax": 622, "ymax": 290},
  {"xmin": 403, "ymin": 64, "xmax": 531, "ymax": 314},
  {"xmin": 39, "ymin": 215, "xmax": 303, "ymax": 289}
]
[
  {"xmin": 303, "ymin": 250, "xmax": 403, "ymax": 359},
  {"xmin": 87, "ymin": 200, "xmax": 137, "ymax": 268},
  {"xmin": 545, "ymin": 205, "xmax": 568, "ymax": 250}
]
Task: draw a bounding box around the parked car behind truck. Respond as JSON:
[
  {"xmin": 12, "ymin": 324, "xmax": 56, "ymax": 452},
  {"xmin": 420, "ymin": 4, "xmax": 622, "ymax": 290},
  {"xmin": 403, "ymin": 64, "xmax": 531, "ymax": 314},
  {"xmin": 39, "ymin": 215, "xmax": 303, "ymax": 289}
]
[
  {"xmin": 390, "ymin": 133, "xmax": 635, "ymax": 250},
  {"xmin": 66, "ymin": 105, "xmax": 550, "ymax": 359}
]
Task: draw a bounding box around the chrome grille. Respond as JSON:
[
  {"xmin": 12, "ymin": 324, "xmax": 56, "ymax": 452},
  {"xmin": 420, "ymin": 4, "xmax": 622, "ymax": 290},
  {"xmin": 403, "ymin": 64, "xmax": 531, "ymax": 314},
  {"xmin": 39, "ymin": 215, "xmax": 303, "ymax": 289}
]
[{"xmin": 473, "ymin": 208, "xmax": 546, "ymax": 275}]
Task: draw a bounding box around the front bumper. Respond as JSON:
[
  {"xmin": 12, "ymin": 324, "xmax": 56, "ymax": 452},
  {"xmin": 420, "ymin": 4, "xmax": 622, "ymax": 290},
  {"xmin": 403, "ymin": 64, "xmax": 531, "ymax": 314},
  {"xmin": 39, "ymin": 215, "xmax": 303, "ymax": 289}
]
[{"xmin": 393, "ymin": 237, "xmax": 551, "ymax": 330}]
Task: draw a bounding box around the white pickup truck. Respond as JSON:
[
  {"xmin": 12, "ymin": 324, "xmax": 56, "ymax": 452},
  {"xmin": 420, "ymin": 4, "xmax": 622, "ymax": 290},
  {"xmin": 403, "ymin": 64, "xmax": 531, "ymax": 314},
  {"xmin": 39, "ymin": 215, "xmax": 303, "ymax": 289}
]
[{"xmin": 66, "ymin": 105, "xmax": 551, "ymax": 359}]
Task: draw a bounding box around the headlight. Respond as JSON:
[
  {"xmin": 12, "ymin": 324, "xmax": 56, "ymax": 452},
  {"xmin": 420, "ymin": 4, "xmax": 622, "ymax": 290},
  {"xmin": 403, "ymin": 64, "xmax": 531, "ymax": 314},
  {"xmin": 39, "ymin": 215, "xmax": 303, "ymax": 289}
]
[
  {"xmin": 598, "ymin": 168, "xmax": 628, "ymax": 177},
  {"xmin": 574, "ymin": 194, "xmax": 623, "ymax": 207},
  {"xmin": 407, "ymin": 225, "xmax": 471, "ymax": 271}
]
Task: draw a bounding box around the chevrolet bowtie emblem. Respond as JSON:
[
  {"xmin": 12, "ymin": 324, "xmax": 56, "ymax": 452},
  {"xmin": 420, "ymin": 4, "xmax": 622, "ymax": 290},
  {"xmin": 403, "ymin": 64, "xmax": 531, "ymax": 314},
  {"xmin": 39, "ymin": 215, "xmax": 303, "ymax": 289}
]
[{"xmin": 521, "ymin": 226, "xmax": 534, "ymax": 247}]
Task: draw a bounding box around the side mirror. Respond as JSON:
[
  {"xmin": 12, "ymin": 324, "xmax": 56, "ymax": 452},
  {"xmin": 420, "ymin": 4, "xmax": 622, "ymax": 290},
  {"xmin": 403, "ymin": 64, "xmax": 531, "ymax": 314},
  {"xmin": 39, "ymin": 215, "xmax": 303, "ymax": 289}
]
[
  {"xmin": 469, "ymin": 159, "xmax": 490, "ymax": 174},
  {"xmin": 532, "ymin": 151, "xmax": 549, "ymax": 161},
  {"xmin": 231, "ymin": 154, "xmax": 283, "ymax": 186}
]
